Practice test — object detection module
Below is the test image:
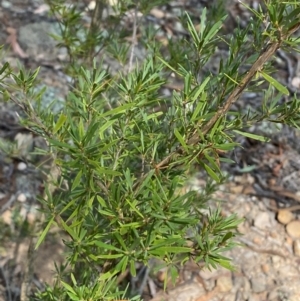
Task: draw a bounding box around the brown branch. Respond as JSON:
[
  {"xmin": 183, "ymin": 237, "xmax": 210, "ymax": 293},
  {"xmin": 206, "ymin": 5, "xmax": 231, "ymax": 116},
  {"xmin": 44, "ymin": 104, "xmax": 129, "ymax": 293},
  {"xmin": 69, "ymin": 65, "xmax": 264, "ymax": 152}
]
[{"xmin": 156, "ymin": 22, "xmax": 300, "ymax": 171}]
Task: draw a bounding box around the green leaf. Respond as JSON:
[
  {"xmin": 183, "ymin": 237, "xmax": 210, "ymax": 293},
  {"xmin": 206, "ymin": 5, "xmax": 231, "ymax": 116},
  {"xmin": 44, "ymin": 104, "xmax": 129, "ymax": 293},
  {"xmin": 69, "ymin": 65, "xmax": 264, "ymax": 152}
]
[
  {"xmin": 71, "ymin": 170, "xmax": 82, "ymax": 191},
  {"xmin": 3, "ymin": 90, "xmax": 10, "ymax": 102},
  {"xmin": 114, "ymin": 232, "xmax": 128, "ymax": 250},
  {"xmin": 35, "ymin": 217, "xmax": 55, "ymax": 249},
  {"xmin": 203, "ymin": 152, "xmax": 221, "ymax": 174},
  {"xmin": 83, "ymin": 121, "xmax": 100, "ymax": 145},
  {"xmin": 204, "ymin": 17, "xmax": 226, "ymax": 44},
  {"xmin": 61, "ymin": 280, "xmax": 77, "ymax": 295},
  {"xmin": 92, "ymin": 254, "xmax": 123, "ymax": 259},
  {"xmin": 48, "ymin": 138, "xmax": 75, "ymax": 150},
  {"xmin": 95, "ymin": 165, "xmax": 122, "ymax": 176},
  {"xmin": 125, "ymin": 198, "xmax": 144, "ymax": 218},
  {"xmin": 170, "ymin": 265, "xmax": 178, "ymax": 285},
  {"xmin": 174, "ymin": 128, "xmax": 188, "ymax": 151},
  {"xmin": 220, "ymin": 232, "xmax": 233, "ymax": 245},
  {"xmin": 0, "ymin": 62, "xmax": 9, "ymax": 75},
  {"xmin": 70, "ymin": 273, "xmax": 77, "ymax": 286},
  {"xmin": 58, "ymin": 217, "xmax": 78, "ymax": 240},
  {"xmin": 99, "ymin": 103, "xmax": 135, "ymax": 118},
  {"xmin": 53, "ymin": 113, "xmax": 67, "ymax": 134},
  {"xmin": 94, "ymin": 241, "xmax": 122, "ymax": 252},
  {"xmin": 150, "ymin": 246, "xmax": 192, "ymax": 254},
  {"xmin": 120, "ymin": 255, "xmax": 128, "ymax": 273},
  {"xmin": 130, "ymin": 259, "xmax": 136, "ymax": 277},
  {"xmin": 191, "ymin": 95, "xmax": 207, "ymax": 122},
  {"xmin": 99, "ymin": 269, "xmax": 119, "ymax": 281},
  {"xmin": 191, "ymin": 76, "xmax": 210, "ymax": 102},
  {"xmin": 260, "ymin": 71, "xmax": 289, "ymax": 95},
  {"xmin": 186, "ymin": 12, "xmax": 200, "ymax": 46},
  {"xmin": 233, "ymin": 130, "xmax": 270, "ymax": 142},
  {"xmin": 203, "ymin": 163, "xmax": 220, "ymax": 183},
  {"xmin": 216, "ymin": 258, "xmax": 235, "ymax": 271},
  {"xmin": 99, "ymin": 119, "xmax": 117, "ymax": 139}
]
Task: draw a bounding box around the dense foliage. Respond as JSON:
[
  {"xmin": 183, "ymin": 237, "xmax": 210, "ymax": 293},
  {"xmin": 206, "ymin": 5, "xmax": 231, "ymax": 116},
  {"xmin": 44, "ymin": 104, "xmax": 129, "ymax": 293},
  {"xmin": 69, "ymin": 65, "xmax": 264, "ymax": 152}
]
[{"xmin": 0, "ymin": 0, "xmax": 300, "ymax": 300}]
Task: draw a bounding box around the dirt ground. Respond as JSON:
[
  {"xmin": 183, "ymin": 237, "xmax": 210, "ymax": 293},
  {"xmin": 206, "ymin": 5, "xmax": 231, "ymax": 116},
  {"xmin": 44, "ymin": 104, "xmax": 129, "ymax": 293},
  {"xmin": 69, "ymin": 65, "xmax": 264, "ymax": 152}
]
[{"xmin": 1, "ymin": 1, "xmax": 300, "ymax": 301}]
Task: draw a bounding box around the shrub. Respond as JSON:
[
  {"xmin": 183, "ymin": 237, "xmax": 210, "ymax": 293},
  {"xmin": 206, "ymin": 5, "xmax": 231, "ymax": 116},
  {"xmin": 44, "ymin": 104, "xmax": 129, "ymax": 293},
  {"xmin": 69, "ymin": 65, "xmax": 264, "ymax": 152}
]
[{"xmin": 0, "ymin": 0, "xmax": 300, "ymax": 300}]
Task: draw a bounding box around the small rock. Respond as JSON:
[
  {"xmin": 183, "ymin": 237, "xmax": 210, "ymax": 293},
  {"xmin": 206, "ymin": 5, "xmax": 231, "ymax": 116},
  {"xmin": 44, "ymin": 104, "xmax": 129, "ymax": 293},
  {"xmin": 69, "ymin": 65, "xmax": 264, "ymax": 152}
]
[
  {"xmin": 17, "ymin": 193, "xmax": 27, "ymax": 203},
  {"xmin": 87, "ymin": 0, "xmax": 96, "ymax": 10},
  {"xmin": 248, "ymin": 294, "xmax": 261, "ymax": 301},
  {"xmin": 250, "ymin": 276, "xmax": 266, "ymax": 293},
  {"xmin": 1, "ymin": 1, "xmax": 11, "ymax": 8},
  {"xmin": 254, "ymin": 211, "xmax": 270, "ymax": 230},
  {"xmin": 271, "ymin": 255, "xmax": 283, "ymax": 265},
  {"xmin": 277, "ymin": 209, "xmax": 294, "ymax": 225},
  {"xmin": 253, "ymin": 236, "xmax": 263, "ymax": 245},
  {"xmin": 241, "ymin": 277, "xmax": 251, "ymax": 300},
  {"xmin": 167, "ymin": 281, "xmax": 206, "ymax": 301},
  {"xmin": 291, "ymin": 76, "xmax": 300, "ymax": 88},
  {"xmin": 289, "ymin": 294, "xmax": 300, "ymax": 301},
  {"xmin": 17, "ymin": 162, "xmax": 27, "ymax": 171},
  {"xmin": 2, "ymin": 210, "xmax": 12, "ymax": 224},
  {"xmin": 286, "ymin": 220, "xmax": 300, "ymax": 238},
  {"xmin": 216, "ymin": 275, "xmax": 233, "ymax": 292},
  {"xmin": 199, "ymin": 268, "xmax": 219, "ymax": 280},
  {"xmin": 157, "ymin": 268, "xmax": 167, "ymax": 282},
  {"xmin": 285, "ymin": 236, "xmax": 294, "ymax": 248},
  {"xmin": 293, "ymin": 240, "xmax": 300, "ymax": 257},
  {"xmin": 261, "ymin": 263, "xmax": 270, "ymax": 274},
  {"xmin": 150, "ymin": 8, "xmax": 165, "ymax": 19},
  {"xmin": 268, "ymin": 289, "xmax": 279, "ymax": 300}
]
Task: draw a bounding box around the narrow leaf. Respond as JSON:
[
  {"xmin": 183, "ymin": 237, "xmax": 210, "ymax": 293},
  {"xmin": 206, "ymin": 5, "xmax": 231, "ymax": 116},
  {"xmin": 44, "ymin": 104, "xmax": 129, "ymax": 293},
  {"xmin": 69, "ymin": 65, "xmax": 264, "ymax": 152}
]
[
  {"xmin": 260, "ymin": 71, "xmax": 289, "ymax": 95},
  {"xmin": 71, "ymin": 170, "xmax": 82, "ymax": 191},
  {"xmin": 53, "ymin": 113, "xmax": 67, "ymax": 134},
  {"xmin": 174, "ymin": 128, "xmax": 188, "ymax": 151},
  {"xmin": 233, "ymin": 130, "xmax": 270, "ymax": 142},
  {"xmin": 35, "ymin": 217, "xmax": 54, "ymax": 249},
  {"xmin": 203, "ymin": 163, "xmax": 220, "ymax": 183}
]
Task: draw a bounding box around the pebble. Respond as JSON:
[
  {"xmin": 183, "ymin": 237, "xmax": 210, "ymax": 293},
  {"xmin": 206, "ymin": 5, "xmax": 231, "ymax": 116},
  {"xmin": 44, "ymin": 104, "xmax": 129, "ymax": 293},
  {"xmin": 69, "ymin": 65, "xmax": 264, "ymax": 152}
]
[
  {"xmin": 253, "ymin": 236, "xmax": 263, "ymax": 245},
  {"xmin": 248, "ymin": 294, "xmax": 261, "ymax": 301},
  {"xmin": 268, "ymin": 289, "xmax": 279, "ymax": 300},
  {"xmin": 241, "ymin": 278, "xmax": 251, "ymax": 300},
  {"xmin": 1, "ymin": 1, "xmax": 11, "ymax": 8},
  {"xmin": 277, "ymin": 209, "xmax": 294, "ymax": 225},
  {"xmin": 291, "ymin": 76, "xmax": 300, "ymax": 88},
  {"xmin": 293, "ymin": 240, "xmax": 300, "ymax": 257},
  {"xmin": 1, "ymin": 210, "xmax": 12, "ymax": 225},
  {"xmin": 199, "ymin": 268, "xmax": 219, "ymax": 280},
  {"xmin": 250, "ymin": 276, "xmax": 266, "ymax": 293},
  {"xmin": 254, "ymin": 211, "xmax": 270, "ymax": 230},
  {"xmin": 261, "ymin": 263, "xmax": 270, "ymax": 274},
  {"xmin": 167, "ymin": 282, "xmax": 206, "ymax": 301},
  {"xmin": 17, "ymin": 162, "xmax": 27, "ymax": 171},
  {"xmin": 289, "ymin": 294, "xmax": 300, "ymax": 301},
  {"xmin": 17, "ymin": 193, "xmax": 27, "ymax": 203},
  {"xmin": 216, "ymin": 275, "xmax": 233, "ymax": 292},
  {"xmin": 286, "ymin": 220, "xmax": 300, "ymax": 238}
]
